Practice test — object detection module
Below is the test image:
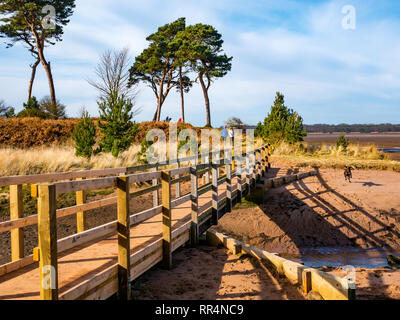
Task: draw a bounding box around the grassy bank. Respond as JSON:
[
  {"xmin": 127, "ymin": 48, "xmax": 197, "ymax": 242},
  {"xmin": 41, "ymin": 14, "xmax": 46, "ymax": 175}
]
[
  {"xmin": 0, "ymin": 144, "xmax": 142, "ymax": 176},
  {"xmin": 271, "ymin": 142, "xmax": 400, "ymax": 172}
]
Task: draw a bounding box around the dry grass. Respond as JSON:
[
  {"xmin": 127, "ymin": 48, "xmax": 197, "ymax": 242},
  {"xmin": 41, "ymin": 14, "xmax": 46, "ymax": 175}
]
[
  {"xmin": 271, "ymin": 141, "xmax": 400, "ymax": 172},
  {"xmin": 0, "ymin": 144, "xmax": 142, "ymax": 176},
  {"xmin": 0, "ymin": 136, "xmax": 265, "ymax": 176}
]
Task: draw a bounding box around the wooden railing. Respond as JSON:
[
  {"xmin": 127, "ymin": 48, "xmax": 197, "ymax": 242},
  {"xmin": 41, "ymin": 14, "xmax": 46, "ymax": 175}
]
[{"xmin": 0, "ymin": 144, "xmax": 272, "ymax": 299}]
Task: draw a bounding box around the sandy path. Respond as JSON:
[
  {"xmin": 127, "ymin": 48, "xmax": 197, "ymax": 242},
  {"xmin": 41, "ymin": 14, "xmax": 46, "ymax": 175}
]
[
  {"xmin": 212, "ymin": 163, "xmax": 400, "ymax": 299},
  {"xmin": 132, "ymin": 245, "xmax": 305, "ymax": 300},
  {"xmin": 215, "ymin": 166, "xmax": 400, "ymax": 254}
]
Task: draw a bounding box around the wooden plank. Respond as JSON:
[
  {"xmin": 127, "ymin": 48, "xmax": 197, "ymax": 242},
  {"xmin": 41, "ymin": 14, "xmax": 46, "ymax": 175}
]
[
  {"xmin": 0, "ymin": 196, "xmax": 118, "ymax": 234},
  {"xmin": 116, "ymin": 176, "xmax": 131, "ymax": 300},
  {"xmin": 10, "ymin": 185, "xmax": 24, "ymax": 261},
  {"xmin": 171, "ymin": 193, "xmax": 191, "ymax": 209},
  {"xmin": 190, "ymin": 166, "xmax": 199, "ymax": 246},
  {"xmin": 128, "ymin": 171, "xmax": 162, "ymax": 184},
  {"xmin": 0, "ymin": 167, "xmax": 126, "ymax": 187},
  {"xmin": 211, "ymin": 164, "xmax": 219, "ymax": 226},
  {"xmin": 130, "ymin": 184, "xmax": 161, "ymax": 198},
  {"xmin": 161, "ymin": 171, "xmax": 172, "ymax": 270},
  {"xmin": 226, "ymin": 165, "xmax": 232, "ymax": 213},
  {"xmin": 76, "ymin": 178, "xmax": 86, "ymax": 234},
  {"xmin": 175, "ymin": 162, "xmax": 181, "ymax": 199},
  {"xmin": 59, "ymin": 264, "xmax": 118, "ymax": 300},
  {"xmin": 38, "ymin": 184, "xmax": 58, "ymax": 300},
  {"xmin": 57, "ymin": 220, "xmax": 117, "ymax": 253},
  {"xmin": 0, "ymin": 255, "xmax": 34, "ymax": 277},
  {"xmin": 237, "ymin": 160, "xmax": 243, "ymax": 203},
  {"xmin": 303, "ymin": 269, "xmax": 312, "ymax": 294},
  {"xmin": 54, "ymin": 176, "xmax": 117, "ymax": 195},
  {"xmin": 130, "ymin": 206, "xmax": 162, "ymax": 226},
  {"xmin": 152, "ymin": 166, "xmax": 159, "ymax": 207}
]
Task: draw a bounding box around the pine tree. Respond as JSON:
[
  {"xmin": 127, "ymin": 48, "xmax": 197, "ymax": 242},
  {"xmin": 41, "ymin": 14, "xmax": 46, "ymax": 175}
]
[
  {"xmin": 256, "ymin": 92, "xmax": 307, "ymax": 145},
  {"xmin": 97, "ymin": 92, "xmax": 139, "ymax": 157},
  {"xmin": 72, "ymin": 111, "xmax": 96, "ymax": 158}
]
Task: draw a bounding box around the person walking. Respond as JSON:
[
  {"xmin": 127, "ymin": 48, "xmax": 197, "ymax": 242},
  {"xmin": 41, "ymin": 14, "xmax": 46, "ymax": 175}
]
[
  {"xmin": 228, "ymin": 127, "xmax": 234, "ymax": 145},
  {"xmin": 221, "ymin": 126, "xmax": 228, "ymax": 142}
]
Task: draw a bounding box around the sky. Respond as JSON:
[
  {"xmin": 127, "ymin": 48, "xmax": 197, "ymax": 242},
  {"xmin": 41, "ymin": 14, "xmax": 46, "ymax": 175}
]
[{"xmin": 0, "ymin": 0, "xmax": 400, "ymax": 127}]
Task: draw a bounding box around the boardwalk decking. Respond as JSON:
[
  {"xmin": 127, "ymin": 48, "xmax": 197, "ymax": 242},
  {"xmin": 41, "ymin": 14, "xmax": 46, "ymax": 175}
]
[{"xmin": 0, "ymin": 181, "xmax": 238, "ymax": 300}]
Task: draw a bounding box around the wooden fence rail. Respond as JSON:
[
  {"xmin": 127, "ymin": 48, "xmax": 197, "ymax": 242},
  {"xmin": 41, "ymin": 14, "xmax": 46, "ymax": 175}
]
[{"xmin": 0, "ymin": 144, "xmax": 272, "ymax": 299}]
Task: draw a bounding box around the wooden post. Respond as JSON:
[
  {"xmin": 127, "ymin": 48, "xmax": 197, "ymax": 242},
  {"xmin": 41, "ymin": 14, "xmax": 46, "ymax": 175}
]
[
  {"xmin": 76, "ymin": 178, "xmax": 86, "ymax": 234},
  {"xmin": 256, "ymin": 150, "xmax": 261, "ymax": 181},
  {"xmin": 226, "ymin": 164, "xmax": 232, "ymax": 212},
  {"xmin": 10, "ymin": 185, "xmax": 24, "ymax": 261},
  {"xmin": 152, "ymin": 166, "xmax": 159, "ymax": 207},
  {"xmin": 161, "ymin": 171, "xmax": 172, "ymax": 269},
  {"xmin": 237, "ymin": 160, "xmax": 243, "ymax": 203},
  {"xmin": 231, "ymin": 148, "xmax": 235, "ymax": 171},
  {"xmin": 116, "ymin": 176, "xmax": 131, "ymax": 300},
  {"xmin": 175, "ymin": 161, "xmax": 181, "ymax": 198},
  {"xmin": 38, "ymin": 184, "xmax": 58, "ymax": 300},
  {"xmin": 246, "ymin": 156, "xmax": 251, "ymax": 194},
  {"xmin": 190, "ymin": 166, "xmax": 199, "ymax": 246},
  {"xmin": 251, "ymin": 153, "xmax": 256, "ymax": 187},
  {"xmin": 302, "ymin": 270, "xmax": 312, "ymax": 295},
  {"xmin": 261, "ymin": 148, "xmax": 266, "ymax": 177},
  {"xmin": 211, "ymin": 164, "xmax": 219, "ymax": 225}
]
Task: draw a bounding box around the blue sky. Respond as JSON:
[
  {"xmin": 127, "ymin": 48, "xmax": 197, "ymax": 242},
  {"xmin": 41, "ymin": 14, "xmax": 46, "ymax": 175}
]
[{"xmin": 1, "ymin": 0, "xmax": 400, "ymax": 126}]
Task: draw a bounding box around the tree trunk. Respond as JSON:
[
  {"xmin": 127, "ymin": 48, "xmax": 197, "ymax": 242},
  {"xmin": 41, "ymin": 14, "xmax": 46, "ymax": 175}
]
[
  {"xmin": 27, "ymin": 59, "xmax": 40, "ymax": 102},
  {"xmin": 179, "ymin": 67, "xmax": 185, "ymax": 123},
  {"xmin": 41, "ymin": 60, "xmax": 56, "ymax": 105},
  {"xmin": 31, "ymin": 28, "xmax": 56, "ymax": 106},
  {"xmin": 199, "ymin": 74, "xmax": 211, "ymax": 127}
]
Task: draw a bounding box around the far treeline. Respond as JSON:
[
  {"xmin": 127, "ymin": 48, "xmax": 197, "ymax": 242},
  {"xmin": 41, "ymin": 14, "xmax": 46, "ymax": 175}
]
[{"xmin": 305, "ymin": 124, "xmax": 400, "ymax": 134}]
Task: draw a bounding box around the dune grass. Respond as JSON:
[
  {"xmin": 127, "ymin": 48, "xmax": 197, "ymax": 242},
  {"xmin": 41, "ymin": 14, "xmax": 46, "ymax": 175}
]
[
  {"xmin": 0, "ymin": 144, "xmax": 142, "ymax": 176},
  {"xmin": 271, "ymin": 141, "xmax": 400, "ymax": 172}
]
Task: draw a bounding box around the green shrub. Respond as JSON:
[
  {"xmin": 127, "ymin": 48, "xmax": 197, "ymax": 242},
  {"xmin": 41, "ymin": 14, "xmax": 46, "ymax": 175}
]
[
  {"xmin": 72, "ymin": 111, "xmax": 96, "ymax": 158},
  {"xmin": 137, "ymin": 137, "xmax": 153, "ymax": 164},
  {"xmin": 97, "ymin": 93, "xmax": 139, "ymax": 158},
  {"xmin": 17, "ymin": 97, "xmax": 49, "ymax": 119},
  {"xmin": 336, "ymin": 135, "xmax": 350, "ymax": 151}
]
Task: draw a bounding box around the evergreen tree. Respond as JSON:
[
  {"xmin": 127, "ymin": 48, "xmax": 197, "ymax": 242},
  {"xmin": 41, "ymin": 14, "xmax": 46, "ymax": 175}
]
[
  {"xmin": 97, "ymin": 92, "xmax": 139, "ymax": 157},
  {"xmin": 0, "ymin": 1, "xmax": 76, "ymax": 105},
  {"xmin": 336, "ymin": 135, "xmax": 350, "ymax": 151},
  {"xmin": 256, "ymin": 92, "xmax": 307, "ymax": 145},
  {"xmin": 72, "ymin": 110, "xmax": 96, "ymax": 158},
  {"xmin": 17, "ymin": 96, "xmax": 48, "ymax": 118}
]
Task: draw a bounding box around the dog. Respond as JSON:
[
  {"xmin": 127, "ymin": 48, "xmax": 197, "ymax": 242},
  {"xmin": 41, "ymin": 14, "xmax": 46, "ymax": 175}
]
[{"xmin": 344, "ymin": 166, "xmax": 353, "ymax": 183}]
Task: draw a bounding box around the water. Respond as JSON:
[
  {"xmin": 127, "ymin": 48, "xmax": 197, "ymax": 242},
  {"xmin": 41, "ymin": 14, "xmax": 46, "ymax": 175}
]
[
  {"xmin": 291, "ymin": 247, "xmax": 400, "ymax": 269},
  {"xmin": 378, "ymin": 147, "xmax": 400, "ymax": 154}
]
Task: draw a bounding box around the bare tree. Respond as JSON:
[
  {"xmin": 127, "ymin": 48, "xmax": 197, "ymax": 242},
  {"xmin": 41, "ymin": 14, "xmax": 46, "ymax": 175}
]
[{"xmin": 88, "ymin": 48, "xmax": 138, "ymax": 102}]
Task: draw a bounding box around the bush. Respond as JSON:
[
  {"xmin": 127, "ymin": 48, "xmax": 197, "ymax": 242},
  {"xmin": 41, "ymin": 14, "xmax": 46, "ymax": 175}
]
[
  {"xmin": 72, "ymin": 111, "xmax": 96, "ymax": 158},
  {"xmin": 0, "ymin": 118, "xmax": 78, "ymax": 148},
  {"xmin": 336, "ymin": 135, "xmax": 350, "ymax": 151},
  {"xmin": 17, "ymin": 97, "xmax": 49, "ymax": 119},
  {"xmin": 97, "ymin": 93, "xmax": 139, "ymax": 157}
]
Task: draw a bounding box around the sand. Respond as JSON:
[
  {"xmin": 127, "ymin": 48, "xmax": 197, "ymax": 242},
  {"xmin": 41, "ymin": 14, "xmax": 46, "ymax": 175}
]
[
  {"xmin": 212, "ymin": 162, "xmax": 400, "ymax": 299},
  {"xmin": 132, "ymin": 245, "xmax": 305, "ymax": 300}
]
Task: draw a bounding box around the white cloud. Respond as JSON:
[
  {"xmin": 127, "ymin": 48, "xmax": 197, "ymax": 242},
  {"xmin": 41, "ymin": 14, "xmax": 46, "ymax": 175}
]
[{"xmin": 0, "ymin": 0, "xmax": 399, "ymax": 125}]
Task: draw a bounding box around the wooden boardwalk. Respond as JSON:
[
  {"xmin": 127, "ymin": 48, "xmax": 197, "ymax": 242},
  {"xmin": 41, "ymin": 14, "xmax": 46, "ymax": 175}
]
[
  {"xmin": 0, "ymin": 182, "xmax": 238, "ymax": 300},
  {"xmin": 0, "ymin": 145, "xmax": 271, "ymax": 300}
]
